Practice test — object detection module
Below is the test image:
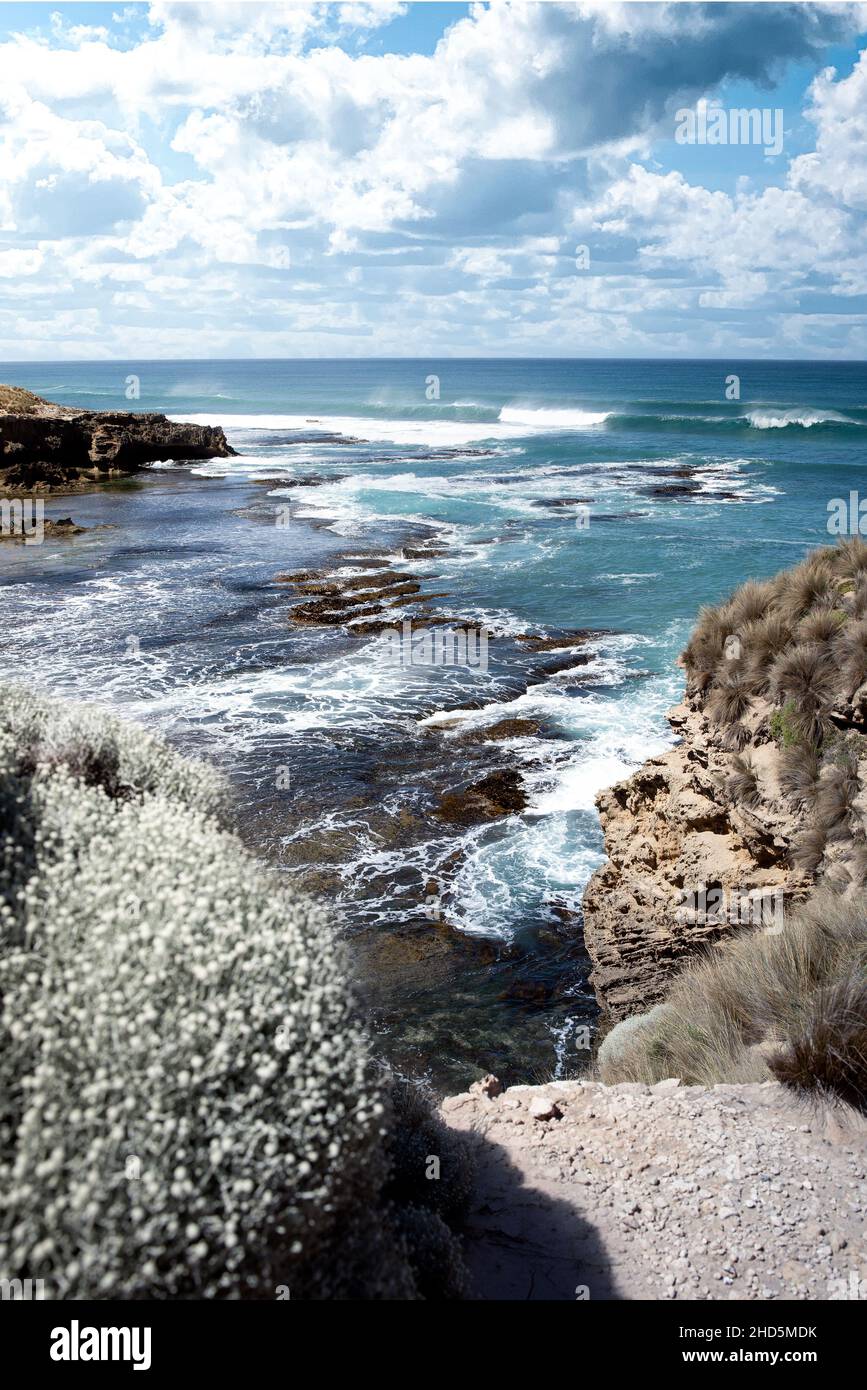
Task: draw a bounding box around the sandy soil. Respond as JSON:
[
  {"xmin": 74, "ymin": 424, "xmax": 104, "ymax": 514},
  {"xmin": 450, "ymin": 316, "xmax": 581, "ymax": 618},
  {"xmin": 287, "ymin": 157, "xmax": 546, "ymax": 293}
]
[{"xmin": 441, "ymin": 1077, "xmax": 867, "ymax": 1301}]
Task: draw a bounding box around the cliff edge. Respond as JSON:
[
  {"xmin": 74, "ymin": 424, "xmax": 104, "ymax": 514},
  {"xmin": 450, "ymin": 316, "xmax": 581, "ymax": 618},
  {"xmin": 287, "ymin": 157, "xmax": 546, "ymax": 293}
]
[
  {"xmin": 583, "ymin": 541, "xmax": 867, "ymax": 1021},
  {"xmin": 441, "ymin": 1076, "xmax": 865, "ymax": 1300}
]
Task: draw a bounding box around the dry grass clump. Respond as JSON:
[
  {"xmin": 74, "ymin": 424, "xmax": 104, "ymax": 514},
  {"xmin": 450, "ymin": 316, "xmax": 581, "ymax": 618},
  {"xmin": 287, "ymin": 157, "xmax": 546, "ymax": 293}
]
[
  {"xmin": 798, "ymin": 608, "xmax": 846, "ymax": 645},
  {"xmin": 791, "ymin": 824, "xmax": 828, "ymax": 874},
  {"xmin": 775, "ymin": 561, "xmax": 836, "ymax": 623},
  {"xmin": 769, "ymin": 641, "xmax": 836, "ymax": 718},
  {"xmin": 740, "ymin": 611, "xmax": 793, "ymax": 674},
  {"xmin": 835, "ymin": 535, "xmax": 867, "ymax": 579},
  {"xmin": 778, "ymin": 745, "xmax": 821, "ymax": 811},
  {"xmin": 681, "ymin": 603, "xmax": 737, "ymax": 690},
  {"xmin": 770, "ymin": 972, "xmax": 867, "ymax": 1110},
  {"xmin": 726, "ymin": 753, "xmax": 761, "ymax": 808},
  {"xmin": 816, "ymin": 754, "xmax": 861, "ymax": 842},
  {"xmin": 726, "ymin": 578, "xmax": 776, "ymax": 629},
  {"xmin": 681, "ymin": 542, "xmax": 867, "ymax": 752},
  {"xmin": 597, "ymin": 892, "xmax": 867, "ymax": 1108},
  {"xmin": 836, "ymin": 616, "xmax": 867, "ymax": 697},
  {"xmin": 722, "ymin": 721, "xmax": 751, "ymax": 751},
  {"xmin": 706, "ymin": 671, "xmax": 751, "ymax": 725}
]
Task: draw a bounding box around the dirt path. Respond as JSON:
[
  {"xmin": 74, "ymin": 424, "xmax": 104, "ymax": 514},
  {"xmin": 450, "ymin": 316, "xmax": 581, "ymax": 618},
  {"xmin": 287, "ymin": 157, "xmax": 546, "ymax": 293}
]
[{"xmin": 441, "ymin": 1078, "xmax": 867, "ymax": 1301}]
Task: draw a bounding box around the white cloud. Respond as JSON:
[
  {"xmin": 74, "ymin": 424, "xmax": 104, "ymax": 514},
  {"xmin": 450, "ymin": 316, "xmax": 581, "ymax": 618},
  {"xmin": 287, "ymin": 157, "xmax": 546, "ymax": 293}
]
[
  {"xmin": 0, "ymin": 248, "xmax": 44, "ymax": 277},
  {"xmin": 0, "ymin": 2, "xmax": 864, "ymax": 357}
]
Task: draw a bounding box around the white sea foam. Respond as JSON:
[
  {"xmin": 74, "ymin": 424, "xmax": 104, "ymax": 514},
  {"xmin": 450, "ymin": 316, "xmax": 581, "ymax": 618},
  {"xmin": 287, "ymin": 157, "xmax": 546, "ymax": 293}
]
[
  {"xmin": 498, "ymin": 406, "xmax": 611, "ymax": 428},
  {"xmin": 746, "ymin": 407, "xmax": 858, "ymax": 430},
  {"xmin": 171, "ymin": 412, "xmax": 524, "ymax": 446},
  {"xmin": 170, "ymin": 409, "xmax": 612, "ymax": 445}
]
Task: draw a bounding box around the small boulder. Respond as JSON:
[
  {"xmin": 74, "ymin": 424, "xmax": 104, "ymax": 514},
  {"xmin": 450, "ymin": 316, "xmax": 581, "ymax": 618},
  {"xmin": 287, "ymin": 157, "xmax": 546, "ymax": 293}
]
[{"xmin": 529, "ymin": 1096, "xmax": 562, "ymax": 1121}]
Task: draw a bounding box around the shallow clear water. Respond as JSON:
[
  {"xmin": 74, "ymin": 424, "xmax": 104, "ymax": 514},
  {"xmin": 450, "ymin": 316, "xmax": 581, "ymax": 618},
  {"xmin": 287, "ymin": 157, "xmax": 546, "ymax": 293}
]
[{"xmin": 2, "ymin": 357, "xmax": 865, "ymax": 1089}]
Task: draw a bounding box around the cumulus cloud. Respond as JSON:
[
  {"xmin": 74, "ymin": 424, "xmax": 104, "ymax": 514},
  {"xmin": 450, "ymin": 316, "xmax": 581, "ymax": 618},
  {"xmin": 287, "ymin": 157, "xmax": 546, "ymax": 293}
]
[{"xmin": 0, "ymin": 1, "xmax": 865, "ymax": 357}]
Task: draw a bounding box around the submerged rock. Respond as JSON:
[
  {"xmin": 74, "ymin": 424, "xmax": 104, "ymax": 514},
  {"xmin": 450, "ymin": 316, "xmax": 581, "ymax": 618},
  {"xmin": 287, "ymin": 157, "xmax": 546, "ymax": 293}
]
[{"xmin": 437, "ymin": 768, "xmax": 527, "ymax": 824}]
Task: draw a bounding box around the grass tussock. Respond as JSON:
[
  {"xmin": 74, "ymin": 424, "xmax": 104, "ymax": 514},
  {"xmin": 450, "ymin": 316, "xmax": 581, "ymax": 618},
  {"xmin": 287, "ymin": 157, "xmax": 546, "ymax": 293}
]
[
  {"xmin": 726, "ymin": 753, "xmax": 761, "ymax": 808},
  {"xmin": 791, "ymin": 824, "xmax": 828, "ymax": 874},
  {"xmin": 775, "ymin": 561, "xmax": 836, "ymax": 624},
  {"xmin": 707, "ymin": 671, "xmax": 751, "ymax": 726},
  {"xmin": 769, "ymin": 642, "xmax": 837, "ymax": 720},
  {"xmin": 681, "ymin": 541, "xmax": 867, "ymax": 759},
  {"xmin": 597, "ymin": 892, "xmax": 867, "ymax": 1109},
  {"xmin": 770, "ymin": 973, "xmax": 867, "ymax": 1110},
  {"xmin": 778, "ymin": 745, "xmax": 820, "ymax": 811},
  {"xmin": 815, "ymin": 755, "xmax": 861, "ymax": 841}
]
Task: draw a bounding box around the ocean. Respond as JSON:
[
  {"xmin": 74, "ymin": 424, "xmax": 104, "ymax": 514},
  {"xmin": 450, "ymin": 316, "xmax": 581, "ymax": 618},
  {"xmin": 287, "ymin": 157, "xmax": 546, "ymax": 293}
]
[{"xmin": 2, "ymin": 357, "xmax": 865, "ymax": 1090}]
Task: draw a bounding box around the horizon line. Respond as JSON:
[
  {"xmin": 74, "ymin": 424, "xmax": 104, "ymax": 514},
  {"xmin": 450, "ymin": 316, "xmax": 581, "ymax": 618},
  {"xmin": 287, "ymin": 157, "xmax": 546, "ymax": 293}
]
[{"xmin": 2, "ymin": 355, "xmax": 866, "ymax": 366}]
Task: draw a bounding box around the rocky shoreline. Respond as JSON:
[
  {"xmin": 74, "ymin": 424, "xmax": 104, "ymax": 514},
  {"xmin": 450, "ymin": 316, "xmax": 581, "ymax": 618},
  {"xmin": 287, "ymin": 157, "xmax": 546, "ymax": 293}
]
[{"xmin": 0, "ymin": 384, "xmax": 234, "ymax": 494}]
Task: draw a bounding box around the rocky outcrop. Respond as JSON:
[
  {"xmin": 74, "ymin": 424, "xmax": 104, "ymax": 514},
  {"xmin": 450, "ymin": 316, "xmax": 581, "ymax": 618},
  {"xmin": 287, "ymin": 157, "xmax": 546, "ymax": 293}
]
[
  {"xmin": 0, "ymin": 384, "xmax": 235, "ymax": 491},
  {"xmin": 583, "ymin": 542, "xmax": 867, "ymax": 1022},
  {"xmin": 582, "ymin": 696, "xmax": 809, "ymax": 1020}
]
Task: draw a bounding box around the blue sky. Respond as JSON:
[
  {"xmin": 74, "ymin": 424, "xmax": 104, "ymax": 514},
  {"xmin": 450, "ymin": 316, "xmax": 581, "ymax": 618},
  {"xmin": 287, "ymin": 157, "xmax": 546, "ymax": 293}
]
[{"xmin": 1, "ymin": 1, "xmax": 866, "ymax": 359}]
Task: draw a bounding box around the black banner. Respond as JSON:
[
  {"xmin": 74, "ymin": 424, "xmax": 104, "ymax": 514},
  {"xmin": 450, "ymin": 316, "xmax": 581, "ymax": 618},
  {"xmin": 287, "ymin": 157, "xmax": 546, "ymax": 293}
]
[{"xmin": 2, "ymin": 1297, "xmax": 859, "ymax": 1376}]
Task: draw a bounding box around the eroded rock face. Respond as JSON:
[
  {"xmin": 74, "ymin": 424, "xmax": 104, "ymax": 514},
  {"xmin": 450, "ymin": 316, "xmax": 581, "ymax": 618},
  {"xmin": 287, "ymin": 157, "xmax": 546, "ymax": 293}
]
[
  {"xmin": 582, "ymin": 695, "xmax": 811, "ymax": 1022},
  {"xmin": 0, "ymin": 384, "xmax": 235, "ymax": 490}
]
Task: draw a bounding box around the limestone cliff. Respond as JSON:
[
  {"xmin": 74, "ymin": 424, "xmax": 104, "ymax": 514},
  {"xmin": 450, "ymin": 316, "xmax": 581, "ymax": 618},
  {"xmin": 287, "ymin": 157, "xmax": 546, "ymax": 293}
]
[{"xmin": 583, "ymin": 541, "xmax": 867, "ymax": 1020}]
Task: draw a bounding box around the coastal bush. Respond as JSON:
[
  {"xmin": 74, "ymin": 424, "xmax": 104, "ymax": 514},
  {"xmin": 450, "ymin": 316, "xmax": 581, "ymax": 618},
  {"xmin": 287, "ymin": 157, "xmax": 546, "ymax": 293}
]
[
  {"xmin": 0, "ymin": 683, "xmax": 227, "ymax": 820},
  {"xmin": 393, "ymin": 1205, "xmax": 468, "ymax": 1301},
  {"xmin": 596, "ymin": 892, "xmax": 867, "ymax": 1109},
  {"xmin": 387, "ymin": 1078, "xmax": 475, "ymax": 1227},
  {"xmin": 769, "ymin": 699, "xmax": 804, "ymax": 750},
  {"xmin": 0, "ymin": 686, "xmax": 467, "ymax": 1300}
]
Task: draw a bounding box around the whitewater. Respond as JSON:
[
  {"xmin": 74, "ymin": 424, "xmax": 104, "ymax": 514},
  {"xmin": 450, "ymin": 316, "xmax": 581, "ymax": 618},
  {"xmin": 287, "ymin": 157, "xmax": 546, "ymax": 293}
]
[{"xmin": 2, "ymin": 355, "xmax": 865, "ymax": 1087}]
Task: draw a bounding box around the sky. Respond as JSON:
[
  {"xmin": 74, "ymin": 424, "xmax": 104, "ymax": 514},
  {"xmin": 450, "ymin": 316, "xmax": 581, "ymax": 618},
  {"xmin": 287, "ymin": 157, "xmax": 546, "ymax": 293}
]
[{"xmin": 1, "ymin": 0, "xmax": 867, "ymax": 360}]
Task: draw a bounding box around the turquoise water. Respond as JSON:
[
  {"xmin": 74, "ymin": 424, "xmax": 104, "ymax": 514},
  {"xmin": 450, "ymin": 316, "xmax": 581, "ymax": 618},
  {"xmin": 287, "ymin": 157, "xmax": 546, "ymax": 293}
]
[{"xmin": 2, "ymin": 358, "xmax": 865, "ymax": 1087}]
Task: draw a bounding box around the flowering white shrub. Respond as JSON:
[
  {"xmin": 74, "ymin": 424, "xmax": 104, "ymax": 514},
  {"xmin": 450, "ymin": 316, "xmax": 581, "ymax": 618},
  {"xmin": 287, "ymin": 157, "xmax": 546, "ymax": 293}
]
[
  {"xmin": 0, "ymin": 683, "xmax": 227, "ymax": 820},
  {"xmin": 0, "ymin": 688, "xmax": 414, "ymax": 1299}
]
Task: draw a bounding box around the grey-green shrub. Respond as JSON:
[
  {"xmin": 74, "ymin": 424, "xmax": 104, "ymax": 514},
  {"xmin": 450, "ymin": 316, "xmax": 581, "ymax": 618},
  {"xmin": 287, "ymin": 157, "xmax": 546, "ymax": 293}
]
[
  {"xmin": 0, "ymin": 686, "xmax": 417, "ymax": 1299},
  {"xmin": 0, "ymin": 683, "xmax": 227, "ymax": 820}
]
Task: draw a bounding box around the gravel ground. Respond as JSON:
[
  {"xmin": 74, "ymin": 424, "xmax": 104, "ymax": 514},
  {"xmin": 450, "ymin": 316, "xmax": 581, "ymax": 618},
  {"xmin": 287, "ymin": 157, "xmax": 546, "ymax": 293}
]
[{"xmin": 441, "ymin": 1078, "xmax": 867, "ymax": 1301}]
